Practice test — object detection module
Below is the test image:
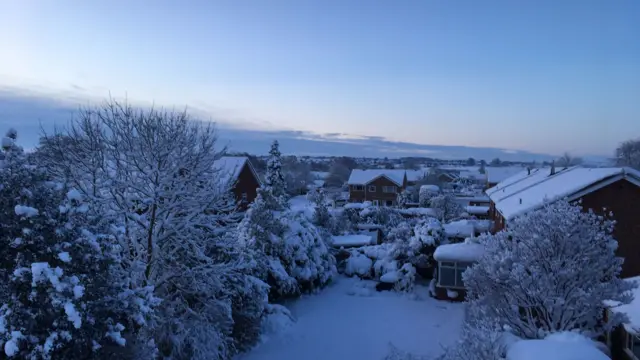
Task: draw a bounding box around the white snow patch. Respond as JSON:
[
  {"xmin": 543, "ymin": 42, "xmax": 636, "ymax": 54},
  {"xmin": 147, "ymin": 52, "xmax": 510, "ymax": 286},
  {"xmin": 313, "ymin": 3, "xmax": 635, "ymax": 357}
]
[
  {"xmin": 64, "ymin": 302, "xmax": 82, "ymax": 329},
  {"xmin": 73, "ymin": 285, "xmax": 85, "ymax": 299},
  {"xmin": 66, "ymin": 189, "xmax": 83, "ymax": 201},
  {"xmin": 4, "ymin": 331, "xmax": 23, "ymax": 357},
  {"xmin": 14, "ymin": 205, "xmax": 39, "ymax": 218},
  {"xmin": 240, "ymin": 276, "xmax": 465, "ymax": 360},
  {"xmin": 57, "ymin": 252, "xmax": 71, "ymax": 263},
  {"xmin": 380, "ymin": 271, "xmax": 399, "ymax": 283},
  {"xmin": 506, "ymin": 332, "xmax": 609, "ymax": 360},
  {"xmin": 332, "ymin": 234, "xmax": 374, "ymax": 248},
  {"xmin": 446, "ymin": 290, "xmax": 459, "ymax": 299},
  {"xmin": 434, "ymin": 241, "xmax": 485, "ymax": 262}
]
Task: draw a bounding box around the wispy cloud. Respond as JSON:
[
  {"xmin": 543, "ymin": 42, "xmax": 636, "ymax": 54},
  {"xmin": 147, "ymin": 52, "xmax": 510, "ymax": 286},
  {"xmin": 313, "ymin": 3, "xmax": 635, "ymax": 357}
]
[{"xmin": 0, "ymin": 88, "xmax": 558, "ymax": 161}]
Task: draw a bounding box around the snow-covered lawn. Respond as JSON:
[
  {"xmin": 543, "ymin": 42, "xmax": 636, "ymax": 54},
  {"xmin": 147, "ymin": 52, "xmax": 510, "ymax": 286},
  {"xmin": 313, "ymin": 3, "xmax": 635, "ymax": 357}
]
[{"xmin": 240, "ymin": 276, "xmax": 465, "ymax": 360}]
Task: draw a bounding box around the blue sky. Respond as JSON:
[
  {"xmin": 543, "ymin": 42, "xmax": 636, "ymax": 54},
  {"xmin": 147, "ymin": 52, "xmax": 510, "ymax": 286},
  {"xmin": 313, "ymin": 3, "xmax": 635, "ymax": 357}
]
[{"xmin": 1, "ymin": 0, "xmax": 639, "ymax": 157}]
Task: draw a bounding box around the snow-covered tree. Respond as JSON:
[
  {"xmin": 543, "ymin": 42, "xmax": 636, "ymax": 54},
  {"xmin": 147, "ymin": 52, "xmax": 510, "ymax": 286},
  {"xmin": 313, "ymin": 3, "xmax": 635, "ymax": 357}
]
[
  {"xmin": 38, "ymin": 101, "xmax": 246, "ymax": 359},
  {"xmin": 464, "ymin": 199, "xmax": 636, "ymax": 339},
  {"xmin": 0, "ymin": 129, "xmax": 157, "ymax": 359},
  {"xmin": 396, "ymin": 190, "xmax": 410, "ymax": 208},
  {"xmin": 429, "ymin": 194, "xmax": 462, "ymax": 222},
  {"xmin": 616, "ymin": 138, "xmax": 640, "ymax": 169},
  {"xmin": 311, "ymin": 189, "xmax": 331, "ymax": 228},
  {"xmin": 418, "ymin": 185, "xmax": 439, "ymax": 207},
  {"xmin": 264, "ymin": 140, "xmax": 288, "ymax": 207}
]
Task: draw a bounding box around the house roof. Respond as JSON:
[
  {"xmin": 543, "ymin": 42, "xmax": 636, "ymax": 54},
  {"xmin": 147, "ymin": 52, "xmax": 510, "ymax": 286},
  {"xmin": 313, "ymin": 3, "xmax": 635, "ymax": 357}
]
[
  {"xmin": 347, "ymin": 169, "xmax": 406, "ymax": 186},
  {"xmin": 405, "ymin": 169, "xmax": 427, "ymax": 182},
  {"xmin": 486, "ymin": 166, "xmax": 526, "ymax": 184},
  {"xmin": 214, "ymin": 156, "xmax": 261, "ymax": 186},
  {"xmin": 486, "ymin": 166, "xmax": 640, "ymax": 220}
]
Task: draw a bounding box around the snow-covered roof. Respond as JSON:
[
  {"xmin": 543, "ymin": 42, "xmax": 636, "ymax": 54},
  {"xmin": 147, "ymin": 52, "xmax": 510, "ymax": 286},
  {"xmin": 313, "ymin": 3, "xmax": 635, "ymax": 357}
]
[
  {"xmin": 213, "ymin": 156, "xmax": 253, "ymax": 185},
  {"xmin": 443, "ymin": 219, "xmax": 492, "ymax": 238},
  {"xmin": 465, "ymin": 205, "xmax": 489, "ymax": 215},
  {"xmin": 434, "ymin": 241, "xmax": 485, "ymax": 262},
  {"xmin": 347, "ymin": 169, "xmax": 406, "ymax": 186},
  {"xmin": 444, "ymin": 220, "xmax": 476, "ymax": 238},
  {"xmin": 607, "ymin": 276, "xmax": 640, "ymax": 334},
  {"xmin": 405, "ymin": 170, "xmax": 427, "ymax": 182},
  {"xmin": 331, "ymin": 234, "xmax": 376, "ymax": 248},
  {"xmin": 486, "ymin": 166, "xmax": 526, "ymax": 184},
  {"xmin": 506, "ymin": 333, "xmax": 609, "ymax": 360},
  {"xmin": 458, "ymin": 171, "xmax": 487, "ymax": 181},
  {"xmin": 486, "ymin": 166, "xmax": 640, "ymax": 220}
]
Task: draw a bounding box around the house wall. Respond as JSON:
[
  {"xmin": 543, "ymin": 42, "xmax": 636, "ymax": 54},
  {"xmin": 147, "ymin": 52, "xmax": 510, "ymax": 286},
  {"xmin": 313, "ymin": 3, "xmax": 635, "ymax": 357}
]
[
  {"xmin": 489, "ymin": 200, "xmax": 506, "ymax": 233},
  {"xmin": 579, "ymin": 179, "xmax": 640, "ymax": 279},
  {"xmin": 349, "ymin": 176, "xmax": 405, "ymax": 205},
  {"xmin": 232, "ymin": 162, "xmax": 260, "ymax": 210}
]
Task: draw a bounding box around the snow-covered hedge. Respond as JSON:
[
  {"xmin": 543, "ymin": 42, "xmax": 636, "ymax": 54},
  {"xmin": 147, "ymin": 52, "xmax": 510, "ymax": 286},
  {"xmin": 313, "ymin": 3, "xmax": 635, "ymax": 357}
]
[{"xmin": 340, "ymin": 218, "xmax": 444, "ymax": 292}]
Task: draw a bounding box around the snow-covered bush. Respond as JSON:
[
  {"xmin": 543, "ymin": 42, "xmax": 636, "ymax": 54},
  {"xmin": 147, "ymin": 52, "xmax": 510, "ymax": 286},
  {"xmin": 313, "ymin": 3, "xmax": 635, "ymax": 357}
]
[
  {"xmin": 385, "ymin": 221, "xmax": 414, "ymax": 244},
  {"xmin": 429, "ymin": 194, "xmax": 463, "ymax": 222},
  {"xmin": 464, "ymin": 199, "xmax": 636, "ymax": 340},
  {"xmin": 418, "ymin": 185, "xmax": 439, "ymax": 207},
  {"xmin": 0, "ymin": 130, "xmax": 157, "ymax": 359},
  {"xmin": 390, "ymin": 218, "xmax": 444, "ymax": 271},
  {"xmin": 396, "ymin": 190, "xmax": 410, "ymax": 208},
  {"xmin": 281, "ymin": 212, "xmax": 336, "ymax": 292},
  {"xmin": 360, "ymin": 206, "xmax": 403, "ymax": 231},
  {"xmin": 241, "ymin": 189, "xmax": 336, "ymax": 300},
  {"xmin": 344, "ymin": 253, "xmax": 374, "ymax": 278}
]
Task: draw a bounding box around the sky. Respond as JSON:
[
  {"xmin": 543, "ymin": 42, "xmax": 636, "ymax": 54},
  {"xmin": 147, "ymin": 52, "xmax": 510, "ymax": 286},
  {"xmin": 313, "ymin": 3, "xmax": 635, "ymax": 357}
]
[{"xmin": 1, "ymin": 0, "xmax": 639, "ymax": 157}]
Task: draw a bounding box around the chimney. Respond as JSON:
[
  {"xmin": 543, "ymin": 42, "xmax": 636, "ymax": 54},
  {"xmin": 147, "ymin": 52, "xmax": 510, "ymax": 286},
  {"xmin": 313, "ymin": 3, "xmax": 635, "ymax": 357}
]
[{"xmin": 550, "ymin": 161, "xmax": 556, "ymax": 176}]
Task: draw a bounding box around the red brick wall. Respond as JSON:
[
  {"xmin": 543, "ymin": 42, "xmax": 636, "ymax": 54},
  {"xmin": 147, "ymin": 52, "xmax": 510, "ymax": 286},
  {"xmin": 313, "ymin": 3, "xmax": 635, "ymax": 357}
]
[{"xmin": 579, "ymin": 179, "xmax": 640, "ymax": 278}]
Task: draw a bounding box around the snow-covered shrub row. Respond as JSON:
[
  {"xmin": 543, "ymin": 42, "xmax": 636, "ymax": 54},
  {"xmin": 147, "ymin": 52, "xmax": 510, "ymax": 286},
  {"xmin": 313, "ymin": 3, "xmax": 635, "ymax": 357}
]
[
  {"xmin": 439, "ymin": 200, "xmax": 635, "ymax": 359},
  {"xmin": 341, "ymin": 218, "xmax": 444, "ymax": 292}
]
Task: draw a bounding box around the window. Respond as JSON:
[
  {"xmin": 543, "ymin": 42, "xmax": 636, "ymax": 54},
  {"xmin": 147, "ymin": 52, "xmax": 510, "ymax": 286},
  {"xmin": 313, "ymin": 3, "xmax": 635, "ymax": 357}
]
[
  {"xmin": 368, "ymin": 185, "xmax": 377, "ymax": 192},
  {"xmin": 626, "ymin": 332, "xmax": 640, "ymax": 359},
  {"xmin": 386, "ymin": 200, "xmax": 393, "ymax": 207},
  {"xmin": 352, "ymin": 185, "xmax": 364, "ymax": 191},
  {"xmin": 372, "ymin": 200, "xmax": 380, "ymax": 206},
  {"xmin": 438, "ymin": 261, "xmax": 473, "ymax": 289},
  {"xmin": 382, "ymin": 186, "xmax": 397, "ymax": 193},
  {"xmin": 241, "ymin": 192, "xmax": 248, "ymax": 202}
]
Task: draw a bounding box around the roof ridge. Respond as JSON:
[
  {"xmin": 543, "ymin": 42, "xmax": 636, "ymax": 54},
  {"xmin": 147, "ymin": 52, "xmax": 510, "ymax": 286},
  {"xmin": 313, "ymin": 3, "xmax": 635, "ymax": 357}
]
[{"xmin": 495, "ymin": 166, "xmax": 580, "ymax": 202}]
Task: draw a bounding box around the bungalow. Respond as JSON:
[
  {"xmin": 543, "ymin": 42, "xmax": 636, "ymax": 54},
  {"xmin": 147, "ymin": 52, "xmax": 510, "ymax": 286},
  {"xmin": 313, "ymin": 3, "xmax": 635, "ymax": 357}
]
[
  {"xmin": 214, "ymin": 156, "xmax": 262, "ymax": 209},
  {"xmin": 486, "ymin": 166, "xmax": 640, "ymax": 278},
  {"xmin": 347, "ymin": 169, "xmax": 408, "ymax": 206}
]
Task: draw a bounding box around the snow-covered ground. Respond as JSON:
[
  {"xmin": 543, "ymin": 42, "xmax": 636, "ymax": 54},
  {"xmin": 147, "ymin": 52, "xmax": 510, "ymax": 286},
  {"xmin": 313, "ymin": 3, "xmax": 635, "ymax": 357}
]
[{"xmin": 240, "ymin": 276, "xmax": 465, "ymax": 360}]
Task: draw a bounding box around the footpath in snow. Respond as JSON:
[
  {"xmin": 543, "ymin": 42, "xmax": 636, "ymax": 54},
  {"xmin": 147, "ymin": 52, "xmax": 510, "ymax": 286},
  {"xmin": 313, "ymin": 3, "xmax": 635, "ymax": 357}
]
[{"xmin": 239, "ymin": 276, "xmax": 465, "ymax": 360}]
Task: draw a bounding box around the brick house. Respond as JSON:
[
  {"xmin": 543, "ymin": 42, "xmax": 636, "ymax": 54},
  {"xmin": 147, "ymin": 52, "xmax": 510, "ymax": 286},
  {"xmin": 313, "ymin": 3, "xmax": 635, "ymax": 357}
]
[
  {"xmin": 214, "ymin": 156, "xmax": 261, "ymax": 210},
  {"xmin": 486, "ymin": 166, "xmax": 640, "ymax": 278},
  {"xmin": 347, "ymin": 169, "xmax": 408, "ymax": 206}
]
